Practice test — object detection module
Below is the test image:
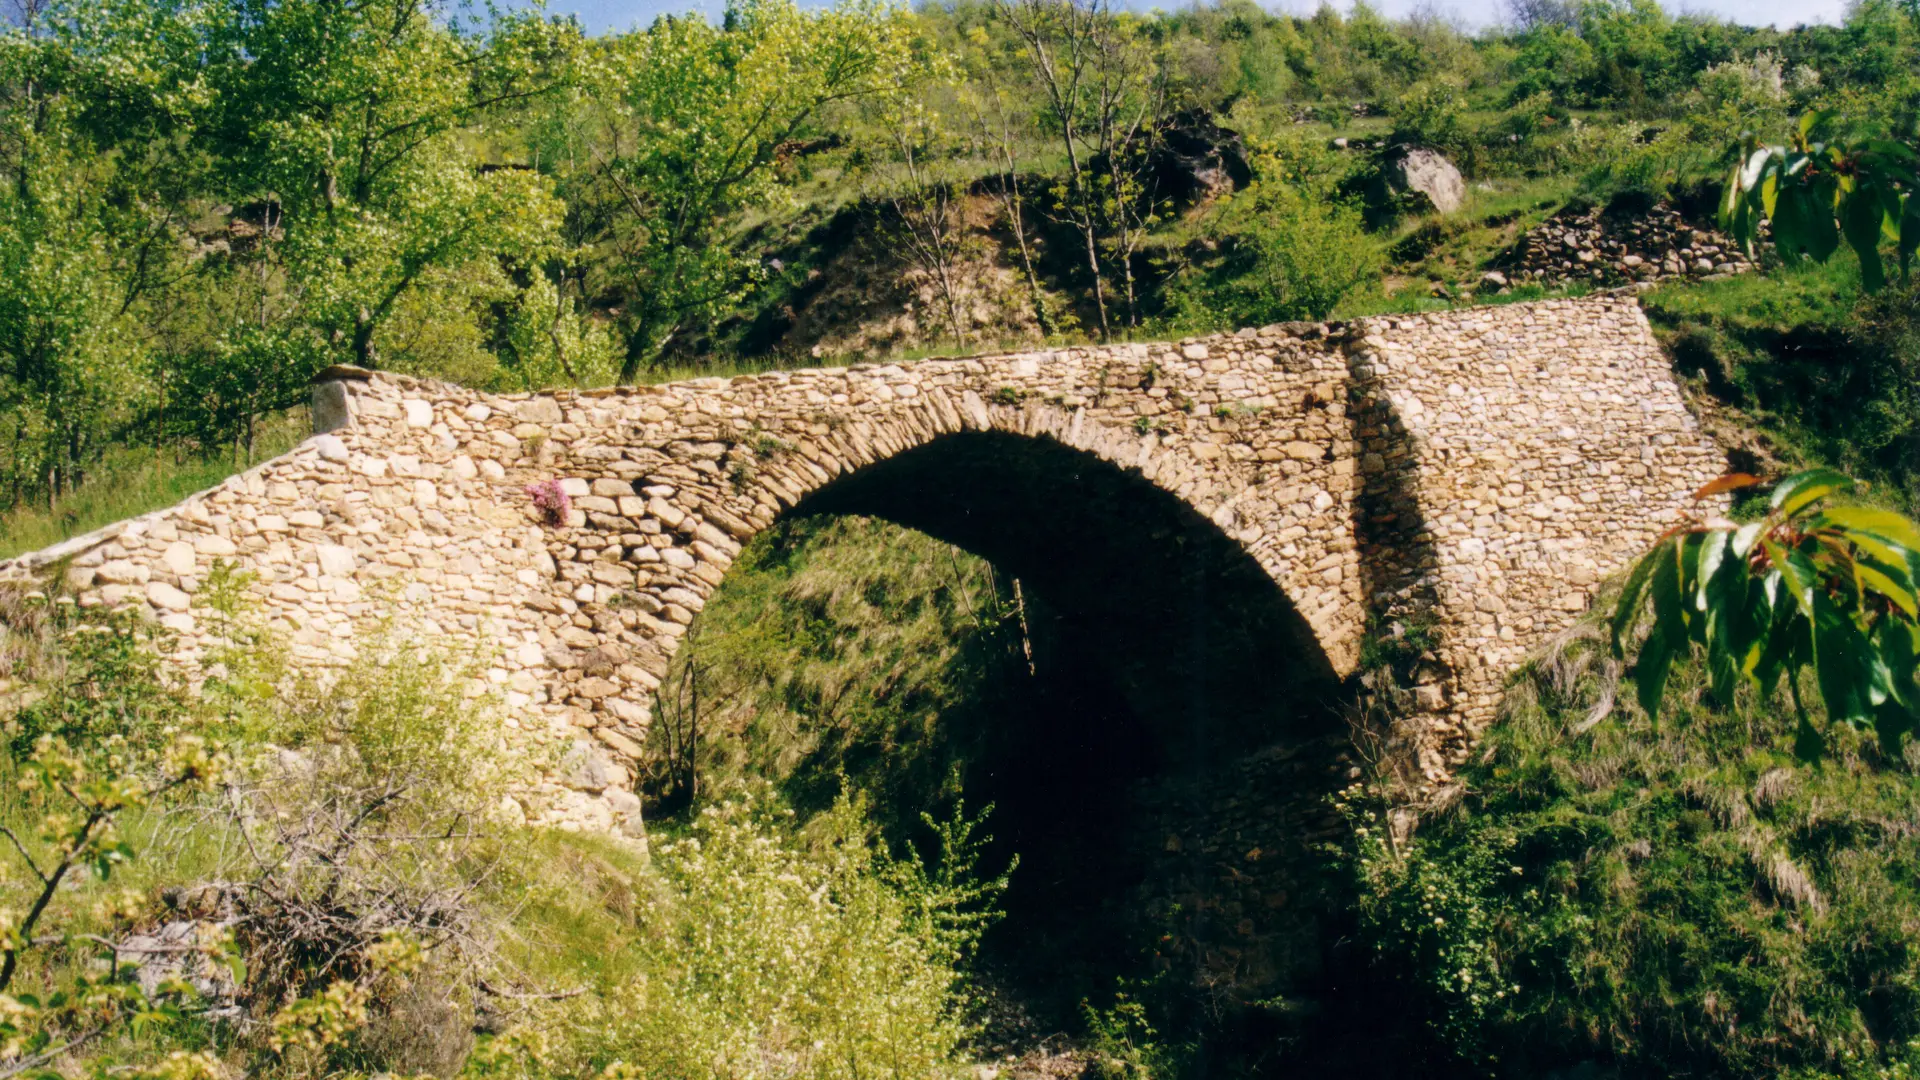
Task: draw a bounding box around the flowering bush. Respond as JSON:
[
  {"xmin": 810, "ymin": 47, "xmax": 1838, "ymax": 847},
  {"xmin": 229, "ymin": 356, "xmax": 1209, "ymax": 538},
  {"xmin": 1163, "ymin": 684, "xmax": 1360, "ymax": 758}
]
[{"xmin": 525, "ymin": 478, "xmax": 571, "ymax": 527}]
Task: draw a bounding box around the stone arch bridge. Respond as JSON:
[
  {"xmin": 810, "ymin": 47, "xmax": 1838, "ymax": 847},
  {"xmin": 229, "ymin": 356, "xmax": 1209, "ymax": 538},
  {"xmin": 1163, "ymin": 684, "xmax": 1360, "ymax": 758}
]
[{"xmin": 0, "ymin": 295, "xmax": 1722, "ymax": 835}]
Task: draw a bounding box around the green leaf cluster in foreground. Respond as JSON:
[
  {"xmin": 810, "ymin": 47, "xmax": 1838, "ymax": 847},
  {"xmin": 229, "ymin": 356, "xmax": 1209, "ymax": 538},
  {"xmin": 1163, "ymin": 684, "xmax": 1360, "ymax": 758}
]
[
  {"xmin": 1611, "ymin": 468, "xmax": 1920, "ymax": 759},
  {"xmin": 1722, "ymin": 114, "xmax": 1920, "ymax": 294}
]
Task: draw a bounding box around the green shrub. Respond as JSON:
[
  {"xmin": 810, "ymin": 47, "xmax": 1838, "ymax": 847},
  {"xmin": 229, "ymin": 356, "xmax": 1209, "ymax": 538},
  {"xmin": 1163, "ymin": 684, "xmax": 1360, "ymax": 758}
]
[
  {"xmin": 274, "ymin": 620, "xmax": 507, "ymax": 801},
  {"xmin": 1686, "ymin": 51, "xmax": 1793, "ymax": 146},
  {"xmin": 1576, "ymin": 125, "xmax": 1710, "ymax": 209},
  {"xmin": 1164, "ymin": 179, "xmax": 1381, "ymax": 329},
  {"xmin": 1342, "ymin": 621, "xmax": 1920, "ymax": 1077},
  {"xmin": 2, "ymin": 597, "xmax": 183, "ymax": 759},
  {"xmin": 1082, "ymin": 990, "xmax": 1189, "ymax": 1079},
  {"xmin": 1500, "ymin": 91, "xmax": 1563, "ymax": 139},
  {"xmin": 567, "ymin": 788, "xmax": 986, "ymax": 1080},
  {"xmin": 1833, "ymin": 283, "xmax": 1920, "ymax": 498},
  {"xmin": 1506, "ymin": 24, "xmax": 1595, "ymax": 108},
  {"xmin": 1390, "ymin": 77, "xmax": 1468, "ymax": 152}
]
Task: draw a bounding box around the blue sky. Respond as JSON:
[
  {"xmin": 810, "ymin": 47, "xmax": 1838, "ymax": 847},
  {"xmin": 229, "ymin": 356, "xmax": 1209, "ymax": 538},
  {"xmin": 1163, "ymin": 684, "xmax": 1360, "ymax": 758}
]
[{"xmin": 550, "ymin": 0, "xmax": 1849, "ymax": 34}]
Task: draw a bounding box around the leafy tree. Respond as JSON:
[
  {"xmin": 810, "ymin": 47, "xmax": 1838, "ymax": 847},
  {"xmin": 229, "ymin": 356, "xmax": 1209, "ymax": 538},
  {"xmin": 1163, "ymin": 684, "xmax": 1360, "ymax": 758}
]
[
  {"xmin": 1835, "ymin": 0, "xmax": 1914, "ymax": 92},
  {"xmin": 569, "ymin": 0, "xmax": 918, "ymax": 380},
  {"xmin": 1719, "ymin": 113, "xmax": 1918, "ymax": 292},
  {"xmin": 1155, "ymin": 0, "xmax": 1298, "ymax": 107},
  {"xmin": 1505, "ymin": 22, "xmax": 1594, "ymax": 106},
  {"xmin": 1576, "ymin": 0, "xmax": 1680, "ymax": 113},
  {"xmin": 993, "ymin": 0, "xmax": 1167, "ymax": 336},
  {"xmin": 0, "ymin": 129, "xmax": 153, "ymax": 507},
  {"xmin": 1164, "ymin": 136, "xmax": 1378, "ymax": 328},
  {"xmin": 1687, "ymin": 50, "xmax": 1791, "ymax": 145},
  {"xmin": 1611, "ymin": 469, "xmax": 1920, "ymax": 758},
  {"xmin": 957, "ymin": 36, "xmax": 1059, "ymax": 336},
  {"xmin": 1088, "ymin": 12, "xmax": 1169, "ymax": 331},
  {"xmin": 494, "ymin": 271, "xmax": 621, "ymax": 390},
  {"xmin": 161, "ymin": 326, "xmax": 328, "ymax": 461},
  {"xmin": 1343, "ymin": 0, "xmax": 1424, "ymax": 88},
  {"xmin": 0, "ymin": 0, "xmax": 210, "ymax": 508},
  {"xmin": 206, "ymin": 0, "xmax": 576, "ymax": 369},
  {"xmin": 1503, "ymin": 0, "xmax": 1577, "ymax": 30},
  {"xmin": 860, "ymin": 86, "xmax": 982, "ymax": 344}
]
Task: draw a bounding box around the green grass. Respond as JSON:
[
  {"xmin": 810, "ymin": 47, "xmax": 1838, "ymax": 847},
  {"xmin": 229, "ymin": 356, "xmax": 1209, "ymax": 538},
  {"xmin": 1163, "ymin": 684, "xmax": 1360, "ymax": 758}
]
[
  {"xmin": 1368, "ymin": 172, "xmax": 1584, "ymax": 295},
  {"xmin": 0, "ymin": 413, "xmax": 309, "ymax": 560},
  {"xmin": 1634, "ymin": 258, "xmax": 1920, "ymax": 509},
  {"xmin": 655, "ymin": 514, "xmax": 1017, "ymax": 837},
  {"xmin": 1336, "ymin": 278, "xmax": 1593, "ymax": 319},
  {"xmin": 1344, "ymin": 614, "xmax": 1920, "ymax": 1078},
  {"xmin": 480, "ymin": 827, "xmax": 653, "ymax": 992},
  {"xmin": 1641, "ymin": 255, "xmax": 1863, "ymax": 330}
]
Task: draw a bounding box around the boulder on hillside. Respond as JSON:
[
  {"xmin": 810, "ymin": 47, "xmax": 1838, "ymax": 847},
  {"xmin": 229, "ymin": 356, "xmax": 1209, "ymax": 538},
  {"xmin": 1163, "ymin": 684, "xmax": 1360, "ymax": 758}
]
[
  {"xmin": 1381, "ymin": 146, "xmax": 1466, "ymax": 215},
  {"xmin": 1148, "ymin": 110, "xmax": 1252, "ymax": 206}
]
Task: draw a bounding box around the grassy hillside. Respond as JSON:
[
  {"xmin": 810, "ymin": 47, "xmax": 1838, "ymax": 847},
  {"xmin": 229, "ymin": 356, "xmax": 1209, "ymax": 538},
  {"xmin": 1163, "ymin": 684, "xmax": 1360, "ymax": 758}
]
[{"xmin": 1344, "ymin": 618, "xmax": 1920, "ymax": 1078}]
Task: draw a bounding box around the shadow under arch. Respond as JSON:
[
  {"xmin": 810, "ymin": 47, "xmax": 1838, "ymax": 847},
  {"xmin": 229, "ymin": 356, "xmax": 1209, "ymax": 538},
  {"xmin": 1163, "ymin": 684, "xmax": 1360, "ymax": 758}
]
[
  {"xmin": 790, "ymin": 428, "xmax": 1347, "ymax": 762},
  {"xmin": 694, "ymin": 427, "xmax": 1362, "ymax": 1051}
]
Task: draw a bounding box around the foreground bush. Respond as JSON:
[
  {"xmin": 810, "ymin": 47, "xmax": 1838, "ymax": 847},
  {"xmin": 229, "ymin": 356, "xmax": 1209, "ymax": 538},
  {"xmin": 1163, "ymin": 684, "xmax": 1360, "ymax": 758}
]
[
  {"xmin": 560, "ymin": 791, "xmax": 988, "ymax": 1080},
  {"xmin": 1343, "ymin": 624, "xmax": 1920, "ymax": 1078},
  {"xmin": 0, "ymin": 588, "xmax": 998, "ymax": 1079}
]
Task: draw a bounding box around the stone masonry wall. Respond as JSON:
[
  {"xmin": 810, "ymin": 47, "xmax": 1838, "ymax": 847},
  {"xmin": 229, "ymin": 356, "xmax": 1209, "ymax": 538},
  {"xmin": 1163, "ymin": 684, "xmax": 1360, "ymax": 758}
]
[
  {"xmin": 1347, "ymin": 298, "xmax": 1724, "ymax": 751},
  {"xmin": 0, "ymin": 295, "xmax": 1724, "ymax": 829}
]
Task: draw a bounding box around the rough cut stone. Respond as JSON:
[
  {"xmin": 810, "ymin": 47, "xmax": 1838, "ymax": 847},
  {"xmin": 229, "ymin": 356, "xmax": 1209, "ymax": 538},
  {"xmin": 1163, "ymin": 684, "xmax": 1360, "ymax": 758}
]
[
  {"xmin": 162, "ymin": 542, "xmax": 195, "ymax": 577},
  {"xmin": 146, "ymin": 581, "xmax": 191, "ymax": 611},
  {"xmin": 312, "ymin": 434, "xmax": 349, "ymax": 462},
  {"xmin": 316, "ymin": 545, "xmax": 356, "ymax": 578}
]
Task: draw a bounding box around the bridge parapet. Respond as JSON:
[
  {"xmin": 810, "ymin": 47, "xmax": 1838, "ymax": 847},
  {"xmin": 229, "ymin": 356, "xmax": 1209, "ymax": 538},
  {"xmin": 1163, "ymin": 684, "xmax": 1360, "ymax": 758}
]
[{"xmin": 0, "ymin": 295, "xmax": 1722, "ymax": 829}]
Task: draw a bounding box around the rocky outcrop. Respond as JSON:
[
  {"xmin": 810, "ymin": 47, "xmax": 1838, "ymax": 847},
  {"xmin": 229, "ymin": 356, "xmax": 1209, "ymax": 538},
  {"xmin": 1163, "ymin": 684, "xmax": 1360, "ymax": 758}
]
[
  {"xmin": 1504, "ymin": 200, "xmax": 1757, "ymax": 287},
  {"xmin": 1382, "ymin": 146, "xmax": 1466, "ymax": 214},
  {"xmin": 1149, "ymin": 111, "xmax": 1252, "ymax": 206}
]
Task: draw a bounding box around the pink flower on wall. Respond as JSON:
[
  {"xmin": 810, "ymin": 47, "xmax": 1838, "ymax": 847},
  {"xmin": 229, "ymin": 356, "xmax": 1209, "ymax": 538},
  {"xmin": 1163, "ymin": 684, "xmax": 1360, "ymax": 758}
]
[{"xmin": 525, "ymin": 478, "xmax": 571, "ymax": 527}]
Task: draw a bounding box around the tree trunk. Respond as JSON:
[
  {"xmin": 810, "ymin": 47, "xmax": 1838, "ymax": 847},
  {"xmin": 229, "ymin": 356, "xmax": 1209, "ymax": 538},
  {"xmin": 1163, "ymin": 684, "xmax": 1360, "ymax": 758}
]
[
  {"xmin": 1003, "ymin": 177, "xmax": 1053, "ymax": 336},
  {"xmin": 618, "ymin": 328, "xmax": 650, "ymax": 386},
  {"xmin": 1082, "ymin": 221, "xmax": 1110, "ymax": 339},
  {"xmin": 351, "ymin": 308, "xmax": 377, "ymax": 368}
]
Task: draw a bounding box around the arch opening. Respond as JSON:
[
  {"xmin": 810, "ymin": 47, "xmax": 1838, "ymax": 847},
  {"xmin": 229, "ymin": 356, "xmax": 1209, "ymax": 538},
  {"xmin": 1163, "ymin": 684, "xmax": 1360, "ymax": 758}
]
[
  {"xmin": 650, "ymin": 429, "xmax": 1360, "ymax": 1064},
  {"xmin": 793, "ymin": 430, "xmax": 1344, "ymax": 755}
]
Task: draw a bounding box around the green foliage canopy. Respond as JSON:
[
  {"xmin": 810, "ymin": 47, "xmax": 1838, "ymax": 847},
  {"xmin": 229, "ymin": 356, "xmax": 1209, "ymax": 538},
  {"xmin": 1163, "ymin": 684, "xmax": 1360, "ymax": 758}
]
[
  {"xmin": 572, "ymin": 0, "xmax": 920, "ymax": 379},
  {"xmin": 207, "ymin": 0, "xmax": 578, "ymax": 368}
]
